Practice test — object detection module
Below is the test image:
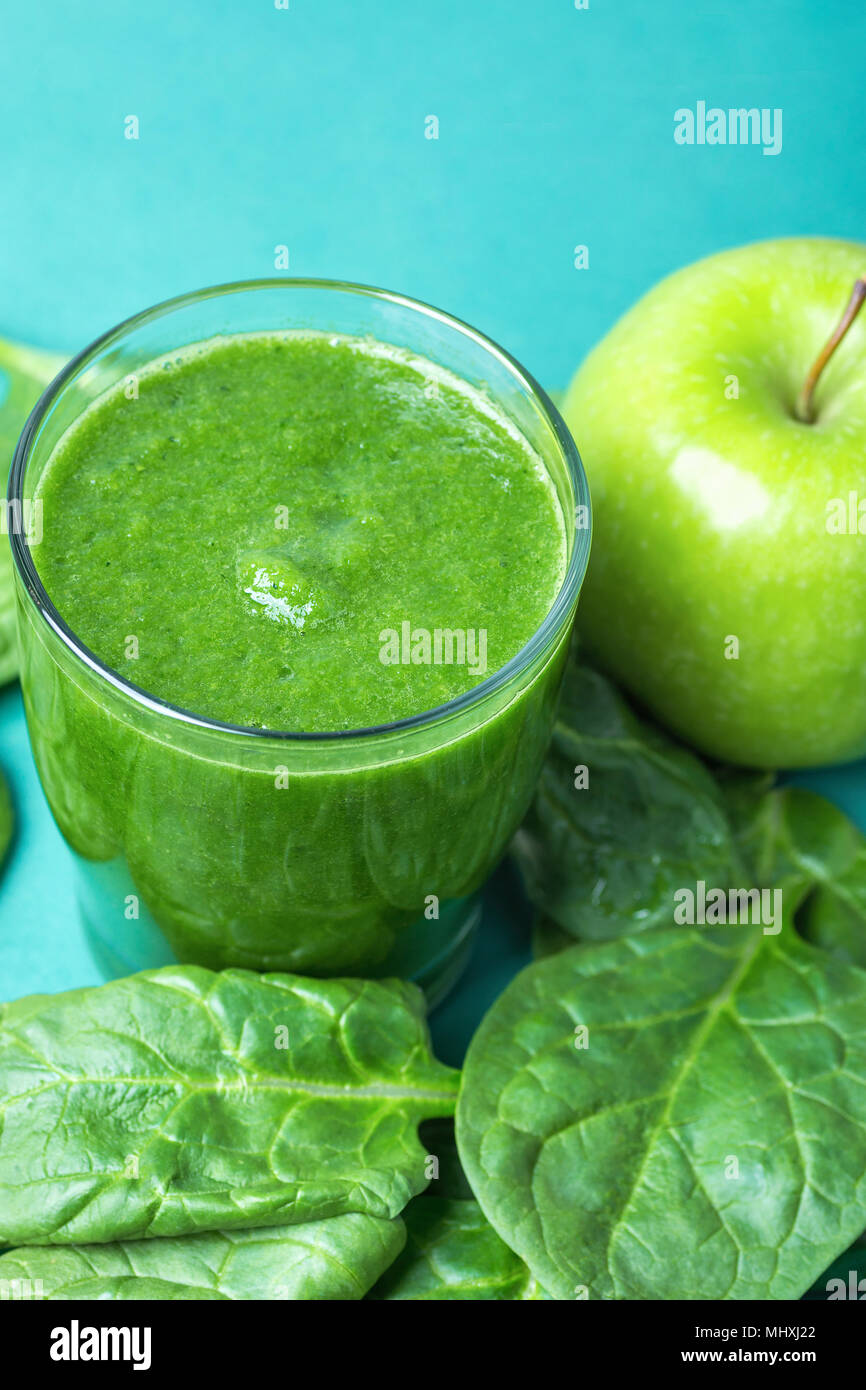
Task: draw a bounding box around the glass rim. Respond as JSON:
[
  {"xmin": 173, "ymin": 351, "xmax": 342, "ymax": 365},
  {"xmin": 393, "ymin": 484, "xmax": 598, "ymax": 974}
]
[{"xmin": 8, "ymin": 277, "xmax": 591, "ymax": 743}]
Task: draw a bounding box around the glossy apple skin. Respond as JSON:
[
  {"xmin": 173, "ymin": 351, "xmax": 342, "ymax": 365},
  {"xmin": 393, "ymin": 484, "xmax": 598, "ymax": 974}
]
[{"xmin": 563, "ymin": 238, "xmax": 866, "ymax": 770}]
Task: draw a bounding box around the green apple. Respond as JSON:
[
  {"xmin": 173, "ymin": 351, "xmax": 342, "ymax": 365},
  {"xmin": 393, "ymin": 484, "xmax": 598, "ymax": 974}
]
[{"xmin": 563, "ymin": 238, "xmax": 866, "ymax": 769}]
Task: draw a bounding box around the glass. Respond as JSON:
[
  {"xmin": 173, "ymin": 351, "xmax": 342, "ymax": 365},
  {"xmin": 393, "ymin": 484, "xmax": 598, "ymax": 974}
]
[{"xmin": 9, "ymin": 280, "xmax": 591, "ymax": 1004}]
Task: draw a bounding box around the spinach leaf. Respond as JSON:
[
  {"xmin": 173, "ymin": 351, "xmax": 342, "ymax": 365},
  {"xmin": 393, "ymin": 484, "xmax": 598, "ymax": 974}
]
[
  {"xmin": 0, "ymin": 1214, "xmax": 404, "ymax": 1300},
  {"xmin": 369, "ymin": 1198, "xmax": 545, "ymax": 1300},
  {"xmin": 0, "ymin": 337, "xmax": 65, "ymax": 684},
  {"xmin": 0, "ymin": 965, "xmax": 458, "ymax": 1246},
  {"xmin": 371, "ymin": 1119, "xmax": 548, "ymax": 1298},
  {"xmin": 723, "ymin": 783, "xmax": 866, "ymax": 970},
  {"xmin": 763, "ymin": 790, "xmax": 866, "ymax": 969},
  {"xmin": 727, "ymin": 783, "xmax": 852, "ymax": 890},
  {"xmin": 516, "ymin": 651, "xmax": 866, "ymax": 972},
  {"xmin": 801, "ymin": 879, "xmax": 866, "ymax": 971},
  {"xmin": 456, "ymin": 926, "xmax": 866, "ymax": 1300},
  {"xmin": 512, "ymin": 660, "xmax": 739, "ymax": 948}
]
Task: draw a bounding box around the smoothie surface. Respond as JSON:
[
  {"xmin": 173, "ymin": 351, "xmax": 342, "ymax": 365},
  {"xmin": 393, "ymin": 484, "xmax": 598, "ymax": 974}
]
[{"xmin": 34, "ymin": 333, "xmax": 566, "ymax": 730}]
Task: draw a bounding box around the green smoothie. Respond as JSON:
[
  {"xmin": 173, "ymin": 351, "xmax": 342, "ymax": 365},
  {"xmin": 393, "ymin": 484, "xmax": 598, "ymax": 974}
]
[
  {"xmin": 15, "ymin": 286, "xmax": 586, "ymax": 986},
  {"xmin": 35, "ymin": 334, "xmax": 565, "ymax": 731}
]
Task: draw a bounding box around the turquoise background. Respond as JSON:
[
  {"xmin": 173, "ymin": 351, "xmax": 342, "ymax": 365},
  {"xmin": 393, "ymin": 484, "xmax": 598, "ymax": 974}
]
[{"xmin": 1, "ymin": 0, "xmax": 866, "ymax": 1064}]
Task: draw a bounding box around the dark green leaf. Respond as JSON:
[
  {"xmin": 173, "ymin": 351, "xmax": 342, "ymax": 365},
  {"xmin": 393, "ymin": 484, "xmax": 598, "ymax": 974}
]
[
  {"xmin": 0, "ymin": 1214, "xmax": 405, "ymax": 1300},
  {"xmin": 373, "ymin": 1122, "xmax": 548, "ymax": 1298},
  {"xmin": 728, "ymin": 784, "xmax": 850, "ymax": 890},
  {"xmin": 0, "ymin": 965, "xmax": 458, "ymax": 1246},
  {"xmin": 457, "ymin": 926, "xmax": 866, "ymax": 1300},
  {"xmin": 724, "ymin": 784, "xmax": 866, "ymax": 969},
  {"xmin": 512, "ymin": 661, "xmax": 739, "ymax": 948},
  {"xmin": 369, "ymin": 1198, "xmax": 545, "ymax": 1300}
]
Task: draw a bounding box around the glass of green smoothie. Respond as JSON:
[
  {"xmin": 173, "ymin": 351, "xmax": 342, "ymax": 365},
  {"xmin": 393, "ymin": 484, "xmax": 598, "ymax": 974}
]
[{"xmin": 10, "ymin": 281, "xmax": 590, "ymax": 1003}]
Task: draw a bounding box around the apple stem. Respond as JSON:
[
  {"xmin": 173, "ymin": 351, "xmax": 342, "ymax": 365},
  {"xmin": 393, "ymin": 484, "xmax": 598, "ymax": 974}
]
[{"xmin": 795, "ymin": 275, "xmax": 866, "ymax": 423}]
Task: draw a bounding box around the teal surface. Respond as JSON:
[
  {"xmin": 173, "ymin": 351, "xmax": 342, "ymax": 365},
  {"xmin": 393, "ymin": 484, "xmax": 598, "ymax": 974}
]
[{"xmin": 1, "ymin": 1, "xmax": 866, "ymax": 1064}]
